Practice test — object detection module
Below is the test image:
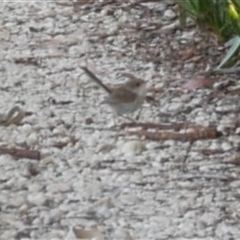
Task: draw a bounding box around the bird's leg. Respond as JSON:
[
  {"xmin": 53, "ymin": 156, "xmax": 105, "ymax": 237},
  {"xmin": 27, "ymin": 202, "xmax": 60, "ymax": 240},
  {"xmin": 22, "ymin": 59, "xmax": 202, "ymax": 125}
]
[{"xmin": 135, "ymin": 107, "xmax": 143, "ymax": 121}]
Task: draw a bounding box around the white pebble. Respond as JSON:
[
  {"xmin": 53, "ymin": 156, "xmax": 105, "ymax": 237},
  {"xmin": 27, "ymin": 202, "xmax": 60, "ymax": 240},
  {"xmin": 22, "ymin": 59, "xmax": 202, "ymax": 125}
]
[
  {"xmin": 27, "ymin": 193, "xmax": 48, "ymax": 206},
  {"xmin": 18, "ymin": 204, "xmax": 28, "ymax": 214},
  {"xmin": 52, "ymin": 125, "xmax": 66, "ymax": 136},
  {"xmin": 146, "ymin": 141, "xmax": 160, "ymax": 150},
  {"xmin": 168, "ymin": 102, "xmax": 183, "ymax": 112},
  {"xmin": 21, "ymin": 124, "xmax": 33, "ymax": 134},
  {"xmin": 120, "ymin": 141, "xmax": 146, "ymax": 156},
  {"xmin": 221, "ymin": 142, "xmax": 232, "ymax": 151},
  {"xmin": 164, "ymin": 9, "xmax": 176, "ymax": 20},
  {"xmin": 26, "ymin": 132, "xmax": 38, "ymax": 146},
  {"xmin": 209, "ymin": 142, "xmax": 220, "ymax": 150}
]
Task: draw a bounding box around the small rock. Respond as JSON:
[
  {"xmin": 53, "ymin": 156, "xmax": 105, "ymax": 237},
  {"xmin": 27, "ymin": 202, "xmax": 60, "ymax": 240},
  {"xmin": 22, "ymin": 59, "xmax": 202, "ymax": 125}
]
[
  {"xmin": 97, "ymin": 143, "xmax": 115, "ymax": 153},
  {"xmin": 161, "ymin": 20, "xmax": 179, "ymax": 33},
  {"xmin": 72, "ymin": 227, "xmax": 104, "ymax": 240},
  {"xmin": 39, "ymin": 157, "xmax": 56, "ymax": 169},
  {"xmin": 164, "ymin": 9, "xmax": 177, "ymax": 20},
  {"xmin": 168, "ymin": 102, "xmax": 183, "ymax": 112},
  {"xmin": 18, "ymin": 204, "xmax": 28, "ymax": 214},
  {"xmin": 67, "ymin": 158, "xmax": 80, "ymax": 167},
  {"xmin": 141, "ymin": 2, "xmax": 167, "ymax": 12},
  {"xmin": 85, "ymin": 117, "xmax": 94, "ymax": 125},
  {"xmin": 52, "ymin": 125, "xmax": 66, "ymax": 136},
  {"xmin": 8, "ymin": 196, "xmax": 26, "ymax": 208},
  {"xmin": 26, "ymin": 132, "xmax": 38, "ymax": 146},
  {"xmin": 48, "ymin": 208, "xmax": 63, "ymax": 223},
  {"xmin": 221, "ymin": 142, "xmax": 232, "ymax": 151},
  {"xmin": 21, "ymin": 124, "xmax": 33, "ymax": 134},
  {"xmin": 27, "ymin": 193, "xmax": 49, "ymax": 206},
  {"xmin": 120, "ymin": 141, "xmax": 146, "ymax": 156},
  {"xmin": 209, "ymin": 142, "xmax": 220, "ymax": 150},
  {"xmin": 32, "ymin": 217, "xmax": 41, "ymax": 225}
]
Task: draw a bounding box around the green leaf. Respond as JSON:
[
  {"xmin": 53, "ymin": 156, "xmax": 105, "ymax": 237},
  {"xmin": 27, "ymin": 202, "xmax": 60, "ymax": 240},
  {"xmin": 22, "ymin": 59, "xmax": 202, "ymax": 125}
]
[
  {"xmin": 217, "ymin": 35, "xmax": 240, "ymax": 68},
  {"xmin": 232, "ymin": 0, "xmax": 240, "ymax": 9}
]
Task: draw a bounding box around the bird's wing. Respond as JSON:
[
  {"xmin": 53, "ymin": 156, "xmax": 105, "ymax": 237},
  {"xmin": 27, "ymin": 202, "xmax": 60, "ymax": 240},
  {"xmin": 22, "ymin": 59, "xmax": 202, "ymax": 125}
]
[{"xmin": 108, "ymin": 87, "xmax": 137, "ymax": 103}]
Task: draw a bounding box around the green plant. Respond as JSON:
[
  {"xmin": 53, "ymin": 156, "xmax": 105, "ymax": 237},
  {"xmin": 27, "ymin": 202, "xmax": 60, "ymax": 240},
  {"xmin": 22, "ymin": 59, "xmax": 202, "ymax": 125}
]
[{"xmin": 176, "ymin": 0, "xmax": 240, "ymax": 67}]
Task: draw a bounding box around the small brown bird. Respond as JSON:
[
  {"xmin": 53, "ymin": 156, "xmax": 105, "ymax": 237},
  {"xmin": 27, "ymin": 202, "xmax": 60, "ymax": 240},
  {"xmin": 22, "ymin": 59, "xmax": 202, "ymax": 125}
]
[{"xmin": 80, "ymin": 66, "xmax": 146, "ymax": 116}]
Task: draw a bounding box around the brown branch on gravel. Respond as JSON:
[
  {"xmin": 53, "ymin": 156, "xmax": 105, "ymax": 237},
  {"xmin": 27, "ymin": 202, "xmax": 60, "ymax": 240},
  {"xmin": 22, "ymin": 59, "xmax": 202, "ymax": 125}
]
[
  {"xmin": 120, "ymin": 121, "xmax": 213, "ymax": 131},
  {"xmin": 123, "ymin": 127, "xmax": 221, "ymax": 142},
  {"xmin": 55, "ymin": 0, "xmax": 102, "ymax": 7},
  {"xmin": 177, "ymin": 173, "xmax": 235, "ymax": 182},
  {"xmin": 14, "ymin": 57, "xmax": 40, "ymax": 66},
  {"xmin": 0, "ymin": 147, "xmax": 41, "ymax": 160},
  {"xmin": 120, "ymin": 122, "xmax": 173, "ymax": 130},
  {"xmin": 200, "ymin": 149, "xmax": 226, "ymax": 155}
]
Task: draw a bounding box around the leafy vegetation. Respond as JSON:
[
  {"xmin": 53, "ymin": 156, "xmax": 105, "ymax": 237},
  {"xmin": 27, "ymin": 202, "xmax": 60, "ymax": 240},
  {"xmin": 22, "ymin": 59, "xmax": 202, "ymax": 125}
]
[{"xmin": 176, "ymin": 0, "xmax": 240, "ymax": 68}]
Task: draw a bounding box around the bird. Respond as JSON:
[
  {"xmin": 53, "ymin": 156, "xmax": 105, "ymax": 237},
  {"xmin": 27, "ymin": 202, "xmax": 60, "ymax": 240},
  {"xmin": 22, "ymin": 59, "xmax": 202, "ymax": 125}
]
[{"xmin": 80, "ymin": 66, "xmax": 147, "ymax": 117}]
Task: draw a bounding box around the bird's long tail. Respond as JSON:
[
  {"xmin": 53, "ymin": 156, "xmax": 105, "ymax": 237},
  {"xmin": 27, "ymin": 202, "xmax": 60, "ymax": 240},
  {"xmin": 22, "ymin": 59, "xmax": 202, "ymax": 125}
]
[{"xmin": 80, "ymin": 66, "xmax": 112, "ymax": 94}]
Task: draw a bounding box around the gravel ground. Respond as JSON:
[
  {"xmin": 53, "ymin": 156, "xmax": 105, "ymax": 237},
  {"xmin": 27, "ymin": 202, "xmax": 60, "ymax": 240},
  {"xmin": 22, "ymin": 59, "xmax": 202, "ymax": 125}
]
[{"xmin": 1, "ymin": 1, "xmax": 240, "ymax": 240}]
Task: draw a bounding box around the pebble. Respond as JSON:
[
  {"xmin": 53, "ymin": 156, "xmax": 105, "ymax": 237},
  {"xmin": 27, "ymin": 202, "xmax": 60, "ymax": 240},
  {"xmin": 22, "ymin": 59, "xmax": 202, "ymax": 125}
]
[
  {"xmin": 164, "ymin": 9, "xmax": 177, "ymax": 20},
  {"xmin": 8, "ymin": 196, "xmax": 26, "ymax": 208},
  {"xmin": 120, "ymin": 141, "xmax": 146, "ymax": 156},
  {"xmin": 21, "ymin": 123, "xmax": 33, "ymax": 134},
  {"xmin": 167, "ymin": 101, "xmax": 183, "ymax": 112},
  {"xmin": 97, "ymin": 143, "xmax": 115, "ymax": 153},
  {"xmin": 18, "ymin": 204, "xmax": 28, "ymax": 214},
  {"xmin": 221, "ymin": 142, "xmax": 232, "ymax": 151},
  {"xmin": 142, "ymin": 2, "xmax": 167, "ymax": 12},
  {"xmin": 26, "ymin": 132, "xmax": 38, "ymax": 146},
  {"xmin": 27, "ymin": 193, "xmax": 49, "ymax": 206}
]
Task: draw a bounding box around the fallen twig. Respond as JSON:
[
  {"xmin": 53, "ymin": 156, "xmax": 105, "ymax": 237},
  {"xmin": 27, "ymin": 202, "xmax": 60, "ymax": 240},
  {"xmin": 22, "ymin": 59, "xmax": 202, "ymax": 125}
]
[
  {"xmin": 0, "ymin": 146, "xmax": 41, "ymax": 160},
  {"xmin": 176, "ymin": 173, "xmax": 235, "ymax": 182},
  {"xmin": 120, "ymin": 121, "xmax": 212, "ymax": 131},
  {"xmin": 122, "ymin": 127, "xmax": 221, "ymax": 142}
]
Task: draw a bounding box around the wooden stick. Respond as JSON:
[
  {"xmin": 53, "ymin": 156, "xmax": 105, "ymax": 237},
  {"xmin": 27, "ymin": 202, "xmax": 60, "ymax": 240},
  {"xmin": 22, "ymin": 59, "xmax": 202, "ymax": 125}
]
[{"xmin": 0, "ymin": 147, "xmax": 41, "ymax": 160}]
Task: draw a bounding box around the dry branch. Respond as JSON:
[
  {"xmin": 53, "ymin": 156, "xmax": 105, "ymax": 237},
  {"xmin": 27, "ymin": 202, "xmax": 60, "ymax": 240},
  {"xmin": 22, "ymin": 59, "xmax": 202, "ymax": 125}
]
[
  {"xmin": 123, "ymin": 127, "xmax": 221, "ymax": 142},
  {"xmin": 0, "ymin": 146, "xmax": 41, "ymax": 160}
]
